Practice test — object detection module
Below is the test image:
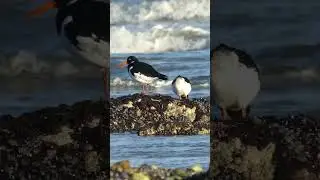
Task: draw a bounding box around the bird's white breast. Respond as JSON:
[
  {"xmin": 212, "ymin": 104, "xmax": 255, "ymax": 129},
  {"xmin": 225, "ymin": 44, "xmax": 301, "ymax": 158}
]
[
  {"xmin": 212, "ymin": 52, "xmax": 260, "ymax": 110},
  {"xmin": 72, "ymin": 36, "xmax": 109, "ymax": 68},
  {"xmin": 172, "ymin": 78, "xmax": 192, "ymax": 97},
  {"xmin": 129, "ymin": 66, "xmax": 157, "ymax": 84}
]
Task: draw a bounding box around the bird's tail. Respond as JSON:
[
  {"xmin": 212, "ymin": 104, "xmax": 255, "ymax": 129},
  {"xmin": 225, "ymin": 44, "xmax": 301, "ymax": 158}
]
[{"xmin": 158, "ymin": 73, "xmax": 168, "ymax": 80}]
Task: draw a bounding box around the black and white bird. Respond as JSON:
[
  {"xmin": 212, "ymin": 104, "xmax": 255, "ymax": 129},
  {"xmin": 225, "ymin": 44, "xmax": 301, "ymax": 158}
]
[
  {"xmin": 211, "ymin": 43, "xmax": 260, "ymax": 120},
  {"xmin": 27, "ymin": 0, "xmax": 109, "ymax": 99},
  {"xmin": 172, "ymin": 75, "xmax": 192, "ymax": 99},
  {"xmin": 118, "ymin": 56, "xmax": 168, "ymax": 94}
]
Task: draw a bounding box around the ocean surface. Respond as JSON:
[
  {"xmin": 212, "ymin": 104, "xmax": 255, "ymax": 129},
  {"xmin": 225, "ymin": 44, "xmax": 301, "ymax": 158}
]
[
  {"xmin": 111, "ymin": 133, "xmax": 209, "ymax": 169},
  {"xmin": 0, "ymin": 1, "xmax": 106, "ymax": 116},
  {"xmin": 110, "ymin": 0, "xmax": 210, "ymax": 168},
  {"xmin": 211, "ymin": 0, "xmax": 320, "ymax": 117},
  {"xmin": 110, "ymin": 0, "xmax": 210, "ymax": 97}
]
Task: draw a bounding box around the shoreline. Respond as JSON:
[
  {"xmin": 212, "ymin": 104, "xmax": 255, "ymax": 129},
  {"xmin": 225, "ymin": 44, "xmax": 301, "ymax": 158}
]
[{"xmin": 110, "ymin": 160, "xmax": 208, "ymax": 180}]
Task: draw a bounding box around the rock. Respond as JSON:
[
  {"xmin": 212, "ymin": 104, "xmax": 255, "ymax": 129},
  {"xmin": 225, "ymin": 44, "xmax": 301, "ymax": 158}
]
[
  {"xmin": 173, "ymin": 169, "xmax": 188, "ymax": 177},
  {"xmin": 110, "ymin": 94, "xmax": 209, "ymax": 136},
  {"xmin": 132, "ymin": 172, "xmax": 150, "ymax": 180},
  {"xmin": 190, "ymin": 164, "xmax": 203, "ymax": 173},
  {"xmin": 110, "ymin": 161, "xmax": 207, "ymax": 180},
  {"xmin": 210, "ymin": 114, "xmax": 320, "ymax": 179},
  {"xmin": 41, "ymin": 126, "xmax": 74, "ymax": 146},
  {"xmin": 0, "ymin": 99, "xmax": 108, "ymax": 179},
  {"xmin": 111, "ymin": 160, "xmax": 131, "ymax": 171},
  {"xmin": 87, "ymin": 118, "xmax": 100, "ymax": 128},
  {"xmin": 85, "ymin": 151, "xmax": 99, "ymax": 172}
]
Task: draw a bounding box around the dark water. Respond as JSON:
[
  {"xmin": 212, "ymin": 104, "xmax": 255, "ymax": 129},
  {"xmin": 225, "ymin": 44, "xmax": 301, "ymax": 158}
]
[{"xmin": 211, "ymin": 0, "xmax": 320, "ymax": 116}]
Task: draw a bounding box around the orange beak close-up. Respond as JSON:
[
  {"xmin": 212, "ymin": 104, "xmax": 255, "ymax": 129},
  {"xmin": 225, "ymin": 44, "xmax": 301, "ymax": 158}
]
[
  {"xmin": 27, "ymin": 1, "xmax": 56, "ymax": 17},
  {"xmin": 118, "ymin": 61, "xmax": 128, "ymax": 68}
]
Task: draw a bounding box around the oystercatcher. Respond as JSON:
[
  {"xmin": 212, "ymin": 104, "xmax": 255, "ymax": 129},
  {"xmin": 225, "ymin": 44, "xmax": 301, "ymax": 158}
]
[
  {"xmin": 118, "ymin": 56, "xmax": 168, "ymax": 94},
  {"xmin": 211, "ymin": 43, "xmax": 260, "ymax": 120},
  {"xmin": 172, "ymin": 75, "xmax": 192, "ymax": 99},
  {"xmin": 27, "ymin": 0, "xmax": 110, "ymax": 99}
]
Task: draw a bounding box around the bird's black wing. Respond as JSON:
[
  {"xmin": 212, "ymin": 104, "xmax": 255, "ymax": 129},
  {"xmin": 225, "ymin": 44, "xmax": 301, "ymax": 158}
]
[
  {"xmin": 172, "ymin": 77, "xmax": 177, "ymax": 85},
  {"xmin": 56, "ymin": 1, "xmax": 110, "ymax": 48},
  {"xmin": 182, "ymin": 76, "xmax": 191, "ymax": 84},
  {"xmin": 131, "ymin": 62, "xmax": 162, "ymax": 77},
  {"xmin": 234, "ymin": 49, "xmax": 260, "ymax": 74}
]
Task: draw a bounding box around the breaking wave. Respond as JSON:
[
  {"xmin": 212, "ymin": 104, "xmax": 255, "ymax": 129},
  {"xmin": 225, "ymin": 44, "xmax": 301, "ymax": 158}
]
[
  {"xmin": 111, "ymin": 0, "xmax": 210, "ymax": 24},
  {"xmin": 111, "ymin": 25, "xmax": 209, "ymax": 53},
  {"xmin": 110, "ymin": 76, "xmax": 209, "ymax": 88},
  {"xmin": 0, "ymin": 50, "xmax": 102, "ymax": 78}
]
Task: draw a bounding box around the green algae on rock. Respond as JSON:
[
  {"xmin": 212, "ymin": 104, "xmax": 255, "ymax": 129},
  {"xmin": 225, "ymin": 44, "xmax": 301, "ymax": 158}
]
[{"xmin": 110, "ymin": 94, "xmax": 210, "ymax": 136}]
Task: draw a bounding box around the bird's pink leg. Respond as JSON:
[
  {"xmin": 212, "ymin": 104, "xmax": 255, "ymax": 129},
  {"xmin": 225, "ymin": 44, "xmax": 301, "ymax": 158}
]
[
  {"xmin": 141, "ymin": 84, "xmax": 145, "ymax": 94},
  {"xmin": 145, "ymin": 84, "xmax": 149, "ymax": 95}
]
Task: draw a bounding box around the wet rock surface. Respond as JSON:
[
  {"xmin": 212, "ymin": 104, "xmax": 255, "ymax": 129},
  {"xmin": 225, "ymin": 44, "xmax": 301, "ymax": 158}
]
[
  {"xmin": 110, "ymin": 160, "xmax": 209, "ymax": 180},
  {"xmin": 210, "ymin": 114, "xmax": 320, "ymax": 180},
  {"xmin": 110, "ymin": 94, "xmax": 210, "ymax": 136},
  {"xmin": 0, "ymin": 100, "xmax": 109, "ymax": 179}
]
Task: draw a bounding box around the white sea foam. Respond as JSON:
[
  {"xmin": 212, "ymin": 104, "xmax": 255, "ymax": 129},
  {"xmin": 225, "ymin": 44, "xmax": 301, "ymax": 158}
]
[
  {"xmin": 111, "ymin": 0, "xmax": 210, "ymax": 24},
  {"xmin": 0, "ymin": 50, "xmax": 101, "ymax": 78},
  {"xmin": 111, "ymin": 76, "xmax": 172, "ymax": 87},
  {"xmin": 111, "ymin": 77, "xmax": 209, "ymax": 88},
  {"xmin": 111, "ymin": 25, "xmax": 209, "ymax": 53}
]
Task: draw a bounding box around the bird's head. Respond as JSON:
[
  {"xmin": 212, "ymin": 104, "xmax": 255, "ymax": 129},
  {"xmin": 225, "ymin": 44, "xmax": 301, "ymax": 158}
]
[
  {"xmin": 212, "ymin": 44, "xmax": 238, "ymax": 61},
  {"xmin": 27, "ymin": 0, "xmax": 81, "ymax": 17},
  {"xmin": 118, "ymin": 56, "xmax": 139, "ymax": 68},
  {"xmin": 213, "ymin": 43, "xmax": 235, "ymax": 53}
]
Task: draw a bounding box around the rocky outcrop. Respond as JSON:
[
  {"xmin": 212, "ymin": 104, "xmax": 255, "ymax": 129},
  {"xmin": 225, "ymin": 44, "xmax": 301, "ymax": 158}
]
[
  {"xmin": 210, "ymin": 114, "xmax": 320, "ymax": 180},
  {"xmin": 0, "ymin": 100, "xmax": 109, "ymax": 179},
  {"xmin": 110, "ymin": 160, "xmax": 208, "ymax": 180},
  {"xmin": 110, "ymin": 94, "xmax": 210, "ymax": 136}
]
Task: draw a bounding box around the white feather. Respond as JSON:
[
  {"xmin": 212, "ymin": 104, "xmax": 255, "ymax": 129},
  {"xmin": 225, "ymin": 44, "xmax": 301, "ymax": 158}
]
[
  {"xmin": 73, "ymin": 36, "xmax": 109, "ymax": 68},
  {"xmin": 172, "ymin": 77, "xmax": 192, "ymax": 98},
  {"xmin": 129, "ymin": 66, "xmax": 158, "ymax": 84},
  {"xmin": 212, "ymin": 50, "xmax": 260, "ymax": 110},
  {"xmin": 60, "ymin": 34, "xmax": 109, "ymax": 68},
  {"xmin": 62, "ymin": 16, "xmax": 73, "ymax": 28}
]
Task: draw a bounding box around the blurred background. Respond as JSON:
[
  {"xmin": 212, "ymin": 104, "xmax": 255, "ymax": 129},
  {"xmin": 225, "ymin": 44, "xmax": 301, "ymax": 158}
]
[
  {"xmin": 211, "ymin": 0, "xmax": 320, "ymax": 117},
  {"xmin": 0, "ymin": 0, "xmax": 105, "ymax": 116}
]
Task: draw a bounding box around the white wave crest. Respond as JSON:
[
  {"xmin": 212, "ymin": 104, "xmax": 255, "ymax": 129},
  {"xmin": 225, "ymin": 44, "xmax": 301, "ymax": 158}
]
[
  {"xmin": 0, "ymin": 50, "xmax": 101, "ymax": 78},
  {"xmin": 111, "ymin": 25, "xmax": 209, "ymax": 53},
  {"xmin": 111, "ymin": 0, "xmax": 210, "ymax": 24},
  {"xmin": 111, "ymin": 77, "xmax": 172, "ymax": 88},
  {"xmin": 111, "ymin": 77, "xmax": 210, "ymax": 88}
]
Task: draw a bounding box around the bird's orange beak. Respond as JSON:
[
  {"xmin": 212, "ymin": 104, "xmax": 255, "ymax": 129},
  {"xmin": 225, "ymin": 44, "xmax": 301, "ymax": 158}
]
[
  {"xmin": 118, "ymin": 60, "xmax": 128, "ymax": 68},
  {"xmin": 27, "ymin": 1, "xmax": 56, "ymax": 17}
]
